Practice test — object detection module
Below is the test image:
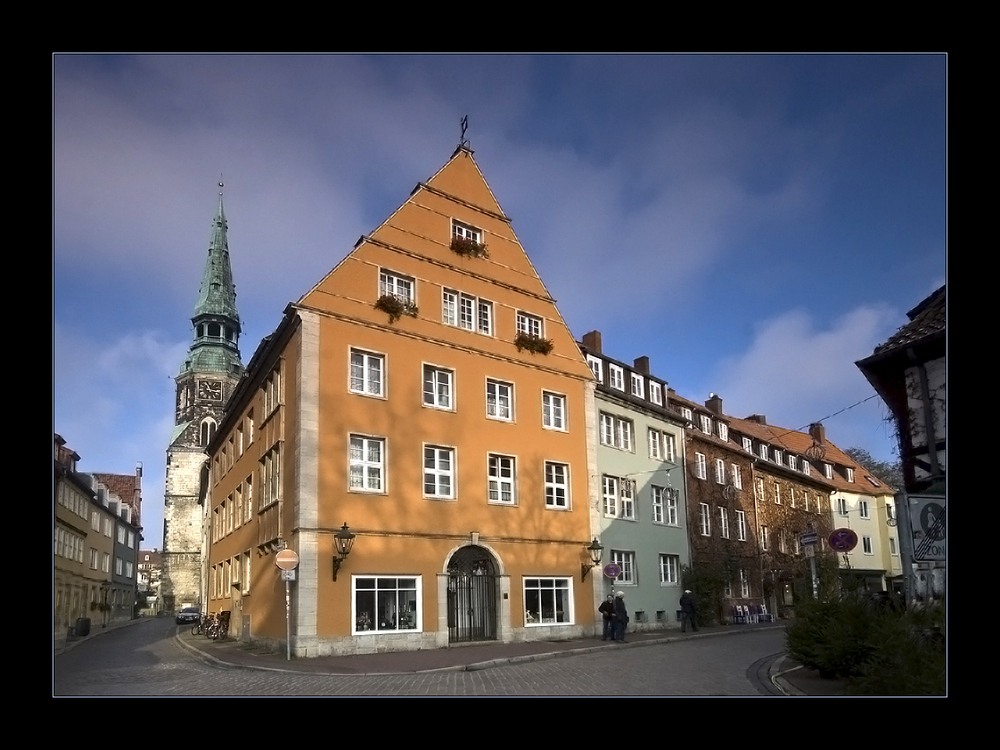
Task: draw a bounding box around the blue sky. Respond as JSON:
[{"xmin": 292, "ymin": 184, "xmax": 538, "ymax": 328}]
[{"xmin": 53, "ymin": 54, "xmax": 946, "ymax": 549}]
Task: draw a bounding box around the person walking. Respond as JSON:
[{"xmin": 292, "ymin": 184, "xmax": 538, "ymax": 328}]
[
  {"xmin": 613, "ymin": 590, "xmax": 629, "ymax": 642},
  {"xmin": 598, "ymin": 594, "xmax": 615, "ymax": 641},
  {"xmin": 679, "ymin": 589, "xmax": 698, "ymax": 632}
]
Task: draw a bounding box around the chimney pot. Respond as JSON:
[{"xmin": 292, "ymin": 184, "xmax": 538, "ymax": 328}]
[
  {"xmin": 706, "ymin": 393, "xmax": 723, "ymax": 415},
  {"xmin": 809, "ymin": 423, "xmax": 826, "ymax": 444}
]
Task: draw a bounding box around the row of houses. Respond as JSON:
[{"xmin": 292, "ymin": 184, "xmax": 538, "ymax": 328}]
[
  {"xmin": 180, "ymin": 145, "xmax": 900, "ymax": 657},
  {"xmin": 54, "ymin": 434, "xmax": 143, "ymax": 648}
]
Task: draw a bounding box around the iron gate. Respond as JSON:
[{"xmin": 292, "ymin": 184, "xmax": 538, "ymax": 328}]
[{"xmin": 447, "ymin": 547, "xmax": 498, "ymax": 643}]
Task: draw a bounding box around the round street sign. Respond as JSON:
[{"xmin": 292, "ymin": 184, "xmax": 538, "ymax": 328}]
[
  {"xmin": 828, "ymin": 528, "xmax": 859, "ymax": 552},
  {"xmin": 603, "ymin": 563, "xmax": 622, "ymax": 579},
  {"xmin": 275, "ymin": 549, "xmax": 300, "ymax": 571}
]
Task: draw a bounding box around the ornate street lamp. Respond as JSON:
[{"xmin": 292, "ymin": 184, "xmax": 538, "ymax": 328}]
[
  {"xmin": 332, "ymin": 523, "xmax": 356, "ymax": 581},
  {"xmin": 581, "ymin": 538, "xmax": 604, "ymax": 581}
]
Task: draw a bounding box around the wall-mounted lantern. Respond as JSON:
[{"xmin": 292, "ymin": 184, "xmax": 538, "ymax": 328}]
[
  {"xmin": 581, "ymin": 538, "xmax": 604, "ymax": 581},
  {"xmin": 332, "ymin": 523, "xmax": 356, "ymax": 581}
]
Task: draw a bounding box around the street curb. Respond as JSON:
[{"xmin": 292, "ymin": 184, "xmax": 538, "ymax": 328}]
[{"xmin": 175, "ymin": 622, "xmax": 785, "ymax": 677}]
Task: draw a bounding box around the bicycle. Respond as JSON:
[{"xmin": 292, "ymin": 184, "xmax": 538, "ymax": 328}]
[{"xmin": 206, "ymin": 611, "xmax": 231, "ymax": 641}]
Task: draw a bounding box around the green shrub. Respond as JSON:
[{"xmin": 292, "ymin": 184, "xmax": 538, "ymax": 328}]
[
  {"xmin": 787, "ymin": 593, "xmax": 947, "ymax": 694},
  {"xmin": 844, "ymin": 602, "xmax": 946, "ymax": 696}
]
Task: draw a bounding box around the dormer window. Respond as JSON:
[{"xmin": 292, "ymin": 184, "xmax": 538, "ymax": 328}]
[
  {"xmin": 846, "ymin": 467, "xmax": 854, "ymax": 483},
  {"xmin": 587, "ymin": 355, "xmax": 603, "ymax": 383},
  {"xmin": 742, "ymin": 437, "xmax": 753, "ymax": 453},
  {"xmin": 649, "ymin": 382, "xmax": 663, "ymax": 405},
  {"xmin": 760, "ymin": 444, "xmax": 769, "ymax": 460},
  {"xmin": 680, "ymin": 407, "xmax": 693, "ymax": 422},
  {"xmin": 824, "ymin": 463, "xmax": 833, "ymax": 479},
  {"xmin": 631, "ymin": 373, "xmax": 645, "ymax": 398},
  {"xmin": 700, "ymin": 415, "xmax": 712, "ymax": 435},
  {"xmin": 773, "ymin": 449, "xmax": 782, "ymax": 464},
  {"xmin": 718, "ymin": 423, "xmax": 728, "ymax": 442}
]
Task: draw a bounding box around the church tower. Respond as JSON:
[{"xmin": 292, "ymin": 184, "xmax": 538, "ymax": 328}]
[{"xmin": 161, "ymin": 183, "xmax": 244, "ymax": 612}]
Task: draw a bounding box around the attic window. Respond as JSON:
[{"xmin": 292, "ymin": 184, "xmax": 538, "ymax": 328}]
[
  {"xmin": 451, "ymin": 220, "xmax": 488, "ymax": 258},
  {"xmin": 846, "ymin": 467, "xmax": 855, "ymax": 483}
]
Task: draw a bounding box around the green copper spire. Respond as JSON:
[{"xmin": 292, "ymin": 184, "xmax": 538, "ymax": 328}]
[{"xmin": 182, "ymin": 182, "xmax": 244, "ymax": 375}]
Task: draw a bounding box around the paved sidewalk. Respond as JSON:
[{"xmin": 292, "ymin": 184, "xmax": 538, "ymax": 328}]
[{"xmin": 60, "ymin": 617, "xmax": 849, "ymax": 695}]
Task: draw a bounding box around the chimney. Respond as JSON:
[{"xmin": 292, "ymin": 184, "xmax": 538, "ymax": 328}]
[
  {"xmin": 582, "ymin": 330, "xmax": 602, "ymax": 354},
  {"xmin": 705, "ymin": 393, "xmax": 723, "ymax": 415},
  {"xmin": 808, "ymin": 423, "xmax": 826, "ymax": 444},
  {"xmin": 746, "ymin": 414, "xmax": 767, "ymax": 425},
  {"xmin": 634, "ymin": 356, "xmax": 649, "ymax": 374}
]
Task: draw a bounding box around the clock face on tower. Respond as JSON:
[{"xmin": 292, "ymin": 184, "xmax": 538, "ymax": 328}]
[{"xmin": 198, "ymin": 380, "xmax": 223, "ymax": 401}]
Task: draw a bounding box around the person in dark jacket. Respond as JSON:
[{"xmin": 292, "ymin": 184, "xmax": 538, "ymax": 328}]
[
  {"xmin": 679, "ymin": 589, "xmax": 698, "ymax": 632},
  {"xmin": 598, "ymin": 594, "xmax": 615, "ymax": 640},
  {"xmin": 613, "ymin": 591, "xmax": 629, "ymax": 642}
]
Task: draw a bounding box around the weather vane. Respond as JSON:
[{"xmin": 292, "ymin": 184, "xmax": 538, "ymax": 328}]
[{"xmin": 460, "ymin": 115, "xmax": 469, "ymax": 148}]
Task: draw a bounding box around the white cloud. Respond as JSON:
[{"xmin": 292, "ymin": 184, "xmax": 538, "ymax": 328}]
[{"xmin": 710, "ymin": 305, "xmax": 901, "ymax": 458}]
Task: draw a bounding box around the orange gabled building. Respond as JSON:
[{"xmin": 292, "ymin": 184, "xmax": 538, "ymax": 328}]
[{"xmin": 206, "ymin": 146, "xmax": 598, "ymax": 656}]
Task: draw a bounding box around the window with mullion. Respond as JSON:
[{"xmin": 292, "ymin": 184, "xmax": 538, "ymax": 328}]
[
  {"xmin": 544, "ymin": 461, "xmax": 569, "ymax": 508},
  {"xmin": 488, "ymin": 454, "xmax": 516, "ymax": 504},
  {"xmin": 423, "ymin": 446, "xmax": 454, "ymax": 499},
  {"xmin": 349, "ymin": 435, "xmax": 384, "ymax": 492},
  {"xmin": 542, "ymin": 391, "xmax": 566, "ymax": 430},
  {"xmin": 379, "ymin": 270, "xmax": 413, "ymax": 304},
  {"xmin": 350, "ymin": 349, "xmax": 384, "ymax": 397},
  {"xmin": 423, "ymin": 365, "xmax": 453, "ymax": 410},
  {"xmin": 486, "ymin": 379, "xmax": 513, "ymax": 420}
]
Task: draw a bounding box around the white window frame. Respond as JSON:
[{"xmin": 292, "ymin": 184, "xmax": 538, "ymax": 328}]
[
  {"xmin": 847, "ymin": 467, "xmax": 855, "ymax": 483},
  {"xmin": 620, "ymin": 480, "xmax": 635, "ymax": 520},
  {"xmin": 452, "ymin": 219, "xmax": 481, "ymax": 244},
  {"xmin": 680, "ymin": 407, "xmax": 693, "ymax": 422},
  {"xmin": 718, "ymin": 422, "xmax": 728, "ymax": 442},
  {"xmin": 736, "ymin": 510, "xmax": 747, "ymax": 541},
  {"xmin": 659, "ymin": 554, "xmax": 679, "ymax": 585},
  {"xmin": 732, "ymin": 464, "xmax": 742, "ymax": 489},
  {"xmin": 523, "ymin": 577, "xmax": 574, "ymax": 626},
  {"xmin": 665, "ymin": 433, "xmax": 676, "ymax": 462},
  {"xmin": 488, "ymin": 454, "xmax": 516, "ymax": 505},
  {"xmin": 648, "ymin": 429, "xmax": 662, "ymax": 459},
  {"xmin": 720, "ymin": 507, "xmax": 730, "ymax": 539},
  {"xmin": 379, "ymin": 269, "xmax": 414, "ymax": 304},
  {"xmin": 587, "ymin": 355, "xmax": 603, "ymax": 383},
  {"xmin": 600, "ymin": 413, "xmax": 633, "ymax": 451},
  {"xmin": 651, "ymin": 485, "xmax": 665, "ymax": 524},
  {"xmin": 544, "ymin": 461, "xmax": 570, "ymax": 509},
  {"xmin": 542, "ymin": 391, "xmax": 566, "ymax": 431},
  {"xmin": 665, "ymin": 487, "xmax": 679, "ymax": 525},
  {"xmin": 442, "ymin": 288, "xmax": 458, "ymax": 327},
  {"xmin": 423, "ymin": 445, "xmax": 455, "ymax": 500},
  {"xmin": 760, "ymin": 525, "xmax": 769, "ymax": 551},
  {"xmin": 516, "ymin": 311, "xmax": 543, "ymax": 338},
  {"xmin": 602, "ymin": 476, "xmax": 618, "ymax": 517},
  {"xmin": 649, "ymin": 381, "xmax": 663, "ymax": 405},
  {"xmin": 349, "ymin": 348, "xmax": 385, "ymax": 397},
  {"xmin": 349, "ymin": 435, "xmax": 385, "ymax": 493},
  {"xmin": 695, "ymin": 453, "xmax": 707, "ymax": 480},
  {"xmin": 630, "ymin": 372, "xmax": 645, "ymax": 398},
  {"xmin": 699, "ymin": 503, "xmax": 711, "ymax": 536},
  {"xmin": 760, "ymin": 444, "xmax": 769, "ymax": 460},
  {"xmin": 612, "ymin": 550, "xmax": 636, "ymax": 585},
  {"xmin": 859, "ymin": 499, "xmax": 870, "ymax": 519},
  {"xmin": 743, "ymin": 436, "xmax": 753, "ymax": 453},
  {"xmin": 740, "ymin": 569, "xmax": 750, "ymax": 598},
  {"xmin": 700, "ymin": 415, "xmax": 712, "ymax": 435},
  {"xmin": 352, "ymin": 575, "xmax": 422, "ymax": 635},
  {"xmin": 862, "ymin": 536, "xmax": 873, "ymax": 555},
  {"xmin": 608, "ymin": 364, "xmax": 625, "ymax": 391},
  {"xmin": 423, "ymin": 365, "xmax": 454, "ymax": 410},
  {"xmin": 715, "ymin": 458, "xmax": 726, "ymax": 484},
  {"xmin": 837, "ymin": 497, "xmax": 848, "ymax": 516},
  {"xmin": 486, "ymin": 379, "xmax": 513, "ymax": 421}
]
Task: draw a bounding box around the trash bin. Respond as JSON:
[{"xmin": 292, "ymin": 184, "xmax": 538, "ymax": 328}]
[{"xmin": 75, "ymin": 617, "xmax": 91, "ymax": 637}]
